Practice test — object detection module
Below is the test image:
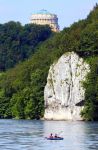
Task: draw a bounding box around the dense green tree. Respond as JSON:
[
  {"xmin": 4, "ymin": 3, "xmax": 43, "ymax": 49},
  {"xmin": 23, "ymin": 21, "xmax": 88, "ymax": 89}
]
[
  {"xmin": 0, "ymin": 21, "xmax": 52, "ymax": 71},
  {"xmin": 81, "ymin": 57, "xmax": 98, "ymax": 120}
]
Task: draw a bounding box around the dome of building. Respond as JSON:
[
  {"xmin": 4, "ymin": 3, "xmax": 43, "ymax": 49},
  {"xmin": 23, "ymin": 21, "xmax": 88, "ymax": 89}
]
[
  {"xmin": 36, "ymin": 9, "xmax": 52, "ymax": 15},
  {"xmin": 30, "ymin": 10, "xmax": 59, "ymax": 32}
]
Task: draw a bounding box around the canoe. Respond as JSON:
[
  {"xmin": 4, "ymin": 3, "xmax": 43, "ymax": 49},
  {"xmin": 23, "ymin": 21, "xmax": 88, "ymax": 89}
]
[{"xmin": 46, "ymin": 137, "xmax": 64, "ymax": 140}]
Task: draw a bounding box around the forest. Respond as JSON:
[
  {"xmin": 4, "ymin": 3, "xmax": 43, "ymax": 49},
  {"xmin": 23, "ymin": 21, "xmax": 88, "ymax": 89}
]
[
  {"xmin": 0, "ymin": 22, "xmax": 52, "ymax": 71},
  {"xmin": 0, "ymin": 5, "xmax": 98, "ymax": 120}
]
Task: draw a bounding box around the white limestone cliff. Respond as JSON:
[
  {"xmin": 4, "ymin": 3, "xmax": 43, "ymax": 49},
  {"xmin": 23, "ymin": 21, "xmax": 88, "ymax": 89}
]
[{"xmin": 44, "ymin": 52, "xmax": 90, "ymax": 120}]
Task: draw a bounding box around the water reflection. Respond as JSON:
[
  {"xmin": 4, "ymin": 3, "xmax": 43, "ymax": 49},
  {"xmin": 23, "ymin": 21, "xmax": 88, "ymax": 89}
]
[
  {"xmin": 43, "ymin": 121, "xmax": 86, "ymax": 150},
  {"xmin": 0, "ymin": 120, "xmax": 97, "ymax": 150},
  {"xmin": 43, "ymin": 121, "xmax": 98, "ymax": 150}
]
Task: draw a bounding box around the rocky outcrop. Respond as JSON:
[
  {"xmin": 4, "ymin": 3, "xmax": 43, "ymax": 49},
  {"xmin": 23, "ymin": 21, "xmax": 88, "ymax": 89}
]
[{"xmin": 44, "ymin": 52, "xmax": 90, "ymax": 120}]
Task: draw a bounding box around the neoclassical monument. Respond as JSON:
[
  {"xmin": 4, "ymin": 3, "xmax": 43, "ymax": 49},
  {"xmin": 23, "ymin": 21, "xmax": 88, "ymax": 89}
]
[{"xmin": 30, "ymin": 9, "xmax": 59, "ymax": 32}]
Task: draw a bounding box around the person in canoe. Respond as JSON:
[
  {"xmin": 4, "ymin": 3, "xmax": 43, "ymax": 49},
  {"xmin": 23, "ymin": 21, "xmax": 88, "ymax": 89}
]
[
  {"xmin": 54, "ymin": 133, "xmax": 58, "ymax": 138},
  {"xmin": 49, "ymin": 133, "xmax": 59, "ymax": 138},
  {"xmin": 49, "ymin": 133, "xmax": 53, "ymax": 138},
  {"xmin": 46, "ymin": 133, "xmax": 63, "ymax": 140}
]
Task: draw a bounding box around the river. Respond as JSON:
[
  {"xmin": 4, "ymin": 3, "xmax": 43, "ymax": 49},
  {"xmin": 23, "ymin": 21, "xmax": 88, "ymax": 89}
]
[{"xmin": 0, "ymin": 119, "xmax": 98, "ymax": 150}]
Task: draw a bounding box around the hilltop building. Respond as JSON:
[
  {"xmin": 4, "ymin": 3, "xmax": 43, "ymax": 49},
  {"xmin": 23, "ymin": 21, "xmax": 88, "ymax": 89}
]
[{"xmin": 30, "ymin": 9, "xmax": 59, "ymax": 32}]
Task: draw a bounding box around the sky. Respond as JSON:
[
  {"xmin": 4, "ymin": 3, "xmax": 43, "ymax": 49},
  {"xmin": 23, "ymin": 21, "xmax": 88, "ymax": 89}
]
[{"xmin": 0, "ymin": 0, "xmax": 98, "ymax": 30}]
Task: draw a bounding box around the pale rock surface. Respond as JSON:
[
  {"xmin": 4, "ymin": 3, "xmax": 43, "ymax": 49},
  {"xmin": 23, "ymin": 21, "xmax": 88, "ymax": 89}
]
[{"xmin": 44, "ymin": 52, "xmax": 90, "ymax": 120}]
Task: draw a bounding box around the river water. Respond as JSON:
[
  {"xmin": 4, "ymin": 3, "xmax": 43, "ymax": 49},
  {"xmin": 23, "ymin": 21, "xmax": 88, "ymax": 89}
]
[{"xmin": 0, "ymin": 120, "xmax": 98, "ymax": 150}]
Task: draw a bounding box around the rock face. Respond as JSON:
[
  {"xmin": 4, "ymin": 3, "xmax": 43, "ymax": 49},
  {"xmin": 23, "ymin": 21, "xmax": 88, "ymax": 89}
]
[{"xmin": 44, "ymin": 52, "xmax": 90, "ymax": 120}]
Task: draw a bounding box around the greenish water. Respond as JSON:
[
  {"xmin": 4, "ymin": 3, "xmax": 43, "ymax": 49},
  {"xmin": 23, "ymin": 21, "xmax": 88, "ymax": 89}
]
[{"xmin": 0, "ymin": 120, "xmax": 98, "ymax": 150}]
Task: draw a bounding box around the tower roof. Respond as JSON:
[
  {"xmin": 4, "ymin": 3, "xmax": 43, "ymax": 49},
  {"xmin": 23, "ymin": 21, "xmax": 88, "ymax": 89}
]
[{"xmin": 36, "ymin": 9, "xmax": 52, "ymax": 15}]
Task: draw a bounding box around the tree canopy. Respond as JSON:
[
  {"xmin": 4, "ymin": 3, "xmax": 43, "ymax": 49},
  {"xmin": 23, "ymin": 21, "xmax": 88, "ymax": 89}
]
[{"xmin": 0, "ymin": 21, "xmax": 52, "ymax": 71}]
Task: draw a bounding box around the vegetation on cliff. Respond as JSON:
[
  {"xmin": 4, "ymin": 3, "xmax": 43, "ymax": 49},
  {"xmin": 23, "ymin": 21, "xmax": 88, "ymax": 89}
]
[
  {"xmin": 0, "ymin": 22, "xmax": 52, "ymax": 71},
  {"xmin": 0, "ymin": 5, "xmax": 98, "ymax": 120}
]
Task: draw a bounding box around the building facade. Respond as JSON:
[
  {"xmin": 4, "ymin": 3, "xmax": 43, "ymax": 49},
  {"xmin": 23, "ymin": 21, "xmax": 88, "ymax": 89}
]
[{"xmin": 30, "ymin": 9, "xmax": 59, "ymax": 32}]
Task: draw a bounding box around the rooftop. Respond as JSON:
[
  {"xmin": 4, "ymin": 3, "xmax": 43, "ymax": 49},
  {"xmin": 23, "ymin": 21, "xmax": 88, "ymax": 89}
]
[{"xmin": 35, "ymin": 9, "xmax": 52, "ymax": 15}]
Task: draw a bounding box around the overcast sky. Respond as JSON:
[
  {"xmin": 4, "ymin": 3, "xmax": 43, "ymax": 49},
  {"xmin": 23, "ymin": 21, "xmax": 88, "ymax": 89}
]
[{"xmin": 0, "ymin": 0, "xmax": 98, "ymax": 30}]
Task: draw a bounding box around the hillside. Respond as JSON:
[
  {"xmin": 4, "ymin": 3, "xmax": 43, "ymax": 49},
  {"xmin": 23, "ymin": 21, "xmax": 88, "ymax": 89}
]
[
  {"xmin": 0, "ymin": 22, "xmax": 52, "ymax": 71},
  {"xmin": 0, "ymin": 5, "xmax": 98, "ymax": 120}
]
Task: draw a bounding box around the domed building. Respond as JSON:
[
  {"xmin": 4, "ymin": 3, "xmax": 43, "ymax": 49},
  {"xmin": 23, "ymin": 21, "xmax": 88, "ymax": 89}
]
[{"xmin": 30, "ymin": 9, "xmax": 59, "ymax": 32}]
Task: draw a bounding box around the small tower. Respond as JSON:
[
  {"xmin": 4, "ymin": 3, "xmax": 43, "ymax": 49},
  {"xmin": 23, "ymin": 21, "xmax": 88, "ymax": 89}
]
[{"xmin": 30, "ymin": 9, "xmax": 59, "ymax": 32}]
